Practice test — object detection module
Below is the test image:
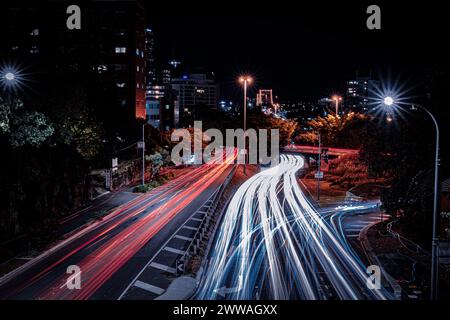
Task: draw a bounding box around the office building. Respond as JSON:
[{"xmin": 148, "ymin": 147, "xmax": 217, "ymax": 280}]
[
  {"xmin": 1, "ymin": 1, "xmax": 147, "ymax": 122},
  {"xmin": 171, "ymin": 73, "xmax": 218, "ymax": 126}
]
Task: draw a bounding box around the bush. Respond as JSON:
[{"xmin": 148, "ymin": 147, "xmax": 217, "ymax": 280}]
[
  {"xmin": 133, "ymin": 184, "xmax": 150, "ymax": 193},
  {"xmin": 148, "ymin": 180, "xmax": 161, "ymax": 189}
]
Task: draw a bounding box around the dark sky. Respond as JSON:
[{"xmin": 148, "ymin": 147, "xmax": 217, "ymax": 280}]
[{"xmin": 146, "ymin": 2, "xmax": 449, "ymax": 103}]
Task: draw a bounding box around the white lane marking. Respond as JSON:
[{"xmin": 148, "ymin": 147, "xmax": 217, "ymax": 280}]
[
  {"xmin": 190, "ymin": 218, "xmax": 203, "ymax": 222},
  {"xmin": 164, "ymin": 246, "xmax": 186, "ymax": 255},
  {"xmin": 149, "ymin": 262, "xmax": 177, "ymax": 274},
  {"xmin": 134, "ymin": 280, "xmax": 166, "ymax": 295},
  {"xmin": 174, "ymin": 235, "xmax": 193, "ymax": 241},
  {"xmin": 182, "ymin": 226, "xmax": 197, "ymax": 231}
]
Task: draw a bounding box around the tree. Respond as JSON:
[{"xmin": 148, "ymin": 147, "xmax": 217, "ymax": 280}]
[
  {"xmin": 248, "ymin": 111, "xmax": 297, "ymax": 147},
  {"xmin": 48, "ymin": 88, "xmax": 102, "ymax": 159},
  {"xmin": 146, "ymin": 150, "xmax": 170, "ymax": 180},
  {"xmin": 302, "ymin": 112, "xmax": 373, "ymax": 148},
  {"xmin": 0, "ymin": 97, "xmax": 54, "ymax": 147}
]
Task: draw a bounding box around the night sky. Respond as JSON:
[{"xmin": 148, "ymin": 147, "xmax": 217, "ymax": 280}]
[{"xmin": 147, "ymin": 2, "xmax": 449, "ymax": 103}]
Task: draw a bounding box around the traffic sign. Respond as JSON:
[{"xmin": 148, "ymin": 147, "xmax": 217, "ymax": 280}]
[
  {"xmin": 112, "ymin": 158, "xmax": 118, "ymax": 172},
  {"xmin": 315, "ymin": 171, "xmax": 324, "ymax": 179}
]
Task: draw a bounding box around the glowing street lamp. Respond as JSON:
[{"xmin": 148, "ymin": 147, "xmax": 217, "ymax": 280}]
[
  {"xmin": 239, "ymin": 76, "xmax": 252, "ymax": 175},
  {"xmin": 332, "ymin": 95, "xmax": 343, "ymax": 116},
  {"xmin": 4, "ymin": 72, "xmax": 15, "ymax": 82},
  {"xmin": 1, "ymin": 65, "xmax": 25, "ymax": 94},
  {"xmin": 383, "ymin": 95, "xmax": 441, "ymax": 300},
  {"xmin": 383, "ymin": 96, "xmax": 394, "ymax": 106}
]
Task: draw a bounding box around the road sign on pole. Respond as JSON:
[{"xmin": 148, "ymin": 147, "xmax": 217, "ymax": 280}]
[
  {"xmin": 112, "ymin": 158, "xmax": 118, "ymax": 172},
  {"xmin": 314, "ymin": 171, "xmax": 324, "ymax": 179}
]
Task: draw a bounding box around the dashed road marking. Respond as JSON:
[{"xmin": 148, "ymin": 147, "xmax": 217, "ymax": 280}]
[
  {"xmin": 174, "ymin": 235, "xmax": 193, "ymax": 241},
  {"xmin": 164, "ymin": 246, "xmax": 186, "ymax": 255},
  {"xmin": 149, "ymin": 262, "xmax": 177, "ymax": 274},
  {"xmin": 134, "ymin": 280, "xmax": 166, "ymax": 295}
]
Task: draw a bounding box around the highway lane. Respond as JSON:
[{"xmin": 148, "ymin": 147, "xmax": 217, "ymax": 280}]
[
  {"xmin": 0, "ymin": 149, "xmax": 237, "ymax": 300},
  {"xmin": 196, "ymin": 154, "xmax": 392, "ymax": 300}
]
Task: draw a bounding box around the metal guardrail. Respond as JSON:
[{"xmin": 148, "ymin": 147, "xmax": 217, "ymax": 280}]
[{"xmin": 175, "ymin": 166, "xmax": 237, "ymax": 275}]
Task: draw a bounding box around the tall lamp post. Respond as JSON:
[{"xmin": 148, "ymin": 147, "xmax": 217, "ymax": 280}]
[
  {"xmin": 383, "ymin": 96, "xmax": 440, "ymax": 300},
  {"xmin": 140, "ymin": 122, "xmax": 151, "ymax": 186},
  {"xmin": 239, "ymin": 76, "xmax": 252, "ymax": 175},
  {"xmin": 332, "ymin": 95, "xmax": 343, "ymax": 116}
]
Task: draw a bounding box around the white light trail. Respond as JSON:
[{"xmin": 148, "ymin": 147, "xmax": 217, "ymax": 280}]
[{"xmin": 196, "ymin": 154, "xmax": 391, "ymax": 300}]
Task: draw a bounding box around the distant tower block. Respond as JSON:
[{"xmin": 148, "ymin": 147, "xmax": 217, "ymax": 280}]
[{"xmin": 256, "ymin": 89, "xmax": 274, "ymax": 108}]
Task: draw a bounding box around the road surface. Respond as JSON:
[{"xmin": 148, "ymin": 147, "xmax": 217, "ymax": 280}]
[
  {"xmin": 0, "ymin": 150, "xmax": 237, "ymax": 300},
  {"xmin": 196, "ymin": 154, "xmax": 392, "ymax": 300}
]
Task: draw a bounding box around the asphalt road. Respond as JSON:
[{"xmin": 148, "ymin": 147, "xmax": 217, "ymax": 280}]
[{"xmin": 0, "ymin": 152, "xmax": 236, "ymax": 300}]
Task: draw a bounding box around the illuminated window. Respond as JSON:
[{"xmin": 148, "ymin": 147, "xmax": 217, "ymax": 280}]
[
  {"xmin": 30, "ymin": 45, "xmax": 39, "ymax": 54},
  {"xmin": 115, "ymin": 47, "xmax": 127, "ymax": 54}
]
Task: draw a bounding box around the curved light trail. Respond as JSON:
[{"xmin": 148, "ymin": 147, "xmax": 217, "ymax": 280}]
[{"xmin": 196, "ymin": 154, "xmax": 392, "ymax": 300}]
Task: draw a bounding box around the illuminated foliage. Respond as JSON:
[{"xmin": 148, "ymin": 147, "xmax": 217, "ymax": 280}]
[{"xmin": 0, "ymin": 97, "xmax": 54, "ymax": 147}]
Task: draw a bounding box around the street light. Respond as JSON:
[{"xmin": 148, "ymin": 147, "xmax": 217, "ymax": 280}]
[
  {"xmin": 1, "ymin": 68, "xmax": 17, "ymax": 87},
  {"xmin": 383, "ymin": 96, "xmax": 394, "ymax": 106},
  {"xmin": 4, "ymin": 72, "xmax": 15, "ymax": 82},
  {"xmin": 1, "ymin": 65, "xmax": 26, "ymax": 94},
  {"xmin": 239, "ymin": 76, "xmax": 252, "ymax": 175},
  {"xmin": 140, "ymin": 122, "xmax": 151, "ymax": 186},
  {"xmin": 332, "ymin": 95, "xmax": 343, "ymax": 116},
  {"xmin": 383, "ymin": 96, "xmax": 441, "ymax": 300}
]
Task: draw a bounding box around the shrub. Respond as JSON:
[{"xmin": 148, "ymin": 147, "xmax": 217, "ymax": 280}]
[{"xmin": 133, "ymin": 185, "xmax": 150, "ymax": 193}]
